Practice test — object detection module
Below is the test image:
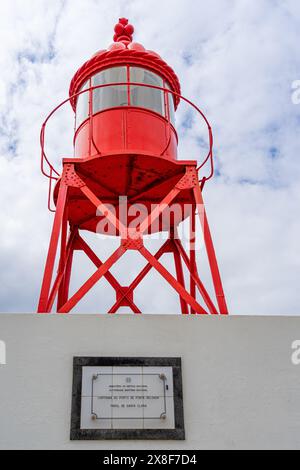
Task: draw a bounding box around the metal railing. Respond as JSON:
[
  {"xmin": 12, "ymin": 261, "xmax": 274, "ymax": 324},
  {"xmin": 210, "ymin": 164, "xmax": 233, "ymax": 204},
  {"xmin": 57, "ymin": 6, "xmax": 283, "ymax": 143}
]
[{"xmin": 40, "ymin": 82, "xmax": 214, "ymax": 212}]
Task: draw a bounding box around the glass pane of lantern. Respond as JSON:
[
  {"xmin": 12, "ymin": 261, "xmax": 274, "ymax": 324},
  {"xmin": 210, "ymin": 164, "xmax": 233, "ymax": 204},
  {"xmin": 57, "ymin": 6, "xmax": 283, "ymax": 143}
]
[
  {"xmin": 165, "ymin": 82, "xmax": 175, "ymax": 126},
  {"xmin": 130, "ymin": 67, "xmax": 164, "ymax": 116},
  {"xmin": 75, "ymin": 81, "xmax": 89, "ymax": 129},
  {"xmin": 92, "ymin": 67, "xmax": 127, "ymax": 113}
]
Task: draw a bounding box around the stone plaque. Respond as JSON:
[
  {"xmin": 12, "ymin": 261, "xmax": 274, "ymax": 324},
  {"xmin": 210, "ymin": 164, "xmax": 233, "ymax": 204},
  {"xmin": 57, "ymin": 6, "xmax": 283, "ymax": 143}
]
[{"xmin": 70, "ymin": 357, "xmax": 184, "ymax": 440}]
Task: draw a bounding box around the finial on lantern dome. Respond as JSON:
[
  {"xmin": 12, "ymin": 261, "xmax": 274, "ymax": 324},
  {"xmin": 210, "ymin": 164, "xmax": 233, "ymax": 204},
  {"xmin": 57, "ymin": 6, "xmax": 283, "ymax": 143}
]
[{"xmin": 113, "ymin": 17, "xmax": 134, "ymax": 43}]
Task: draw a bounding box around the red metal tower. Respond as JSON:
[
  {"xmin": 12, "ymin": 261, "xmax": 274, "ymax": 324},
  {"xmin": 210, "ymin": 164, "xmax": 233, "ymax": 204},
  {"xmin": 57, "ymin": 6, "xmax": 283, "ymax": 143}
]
[{"xmin": 37, "ymin": 18, "xmax": 228, "ymax": 314}]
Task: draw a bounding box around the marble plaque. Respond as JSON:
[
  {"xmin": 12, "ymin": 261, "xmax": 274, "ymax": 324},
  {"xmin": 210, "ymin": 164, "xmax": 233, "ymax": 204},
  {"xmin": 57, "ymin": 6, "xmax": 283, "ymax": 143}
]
[{"xmin": 71, "ymin": 357, "xmax": 184, "ymax": 440}]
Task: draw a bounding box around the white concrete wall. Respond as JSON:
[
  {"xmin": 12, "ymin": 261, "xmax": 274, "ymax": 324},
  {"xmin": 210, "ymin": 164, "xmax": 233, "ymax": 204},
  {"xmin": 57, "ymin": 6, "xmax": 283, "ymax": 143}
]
[{"xmin": 0, "ymin": 314, "xmax": 300, "ymax": 449}]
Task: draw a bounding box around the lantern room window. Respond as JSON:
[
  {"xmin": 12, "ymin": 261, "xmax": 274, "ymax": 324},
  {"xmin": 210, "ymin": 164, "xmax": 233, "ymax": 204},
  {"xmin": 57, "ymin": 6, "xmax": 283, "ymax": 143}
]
[
  {"xmin": 92, "ymin": 67, "xmax": 127, "ymax": 112},
  {"xmin": 75, "ymin": 66, "xmax": 176, "ymax": 129},
  {"xmin": 75, "ymin": 82, "xmax": 89, "ymax": 129},
  {"xmin": 129, "ymin": 67, "xmax": 164, "ymax": 116}
]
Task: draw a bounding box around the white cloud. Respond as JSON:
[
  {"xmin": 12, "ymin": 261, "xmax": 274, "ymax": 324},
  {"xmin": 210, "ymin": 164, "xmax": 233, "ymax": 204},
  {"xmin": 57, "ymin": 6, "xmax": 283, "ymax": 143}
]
[{"xmin": 0, "ymin": 0, "xmax": 299, "ymax": 314}]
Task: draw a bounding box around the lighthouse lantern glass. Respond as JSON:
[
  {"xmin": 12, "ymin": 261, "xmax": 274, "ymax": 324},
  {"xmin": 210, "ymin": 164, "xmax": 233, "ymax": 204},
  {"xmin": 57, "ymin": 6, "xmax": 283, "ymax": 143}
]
[
  {"xmin": 75, "ymin": 66, "xmax": 175, "ymax": 129},
  {"xmin": 92, "ymin": 67, "xmax": 127, "ymax": 113},
  {"xmin": 130, "ymin": 67, "xmax": 164, "ymax": 116},
  {"xmin": 75, "ymin": 82, "xmax": 89, "ymax": 129}
]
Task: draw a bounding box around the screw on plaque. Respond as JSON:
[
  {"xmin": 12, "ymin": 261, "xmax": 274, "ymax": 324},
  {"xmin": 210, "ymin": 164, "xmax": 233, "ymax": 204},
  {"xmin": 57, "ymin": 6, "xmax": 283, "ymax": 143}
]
[
  {"xmin": 159, "ymin": 373, "xmax": 166, "ymax": 381},
  {"xmin": 91, "ymin": 413, "xmax": 97, "ymax": 420},
  {"xmin": 92, "ymin": 374, "xmax": 98, "ymax": 380},
  {"xmin": 160, "ymin": 412, "xmax": 166, "ymax": 420}
]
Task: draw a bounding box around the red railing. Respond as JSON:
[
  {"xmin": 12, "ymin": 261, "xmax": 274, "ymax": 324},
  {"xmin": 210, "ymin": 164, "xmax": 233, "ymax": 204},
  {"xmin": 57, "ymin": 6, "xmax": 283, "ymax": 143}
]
[{"xmin": 40, "ymin": 83, "xmax": 214, "ymax": 212}]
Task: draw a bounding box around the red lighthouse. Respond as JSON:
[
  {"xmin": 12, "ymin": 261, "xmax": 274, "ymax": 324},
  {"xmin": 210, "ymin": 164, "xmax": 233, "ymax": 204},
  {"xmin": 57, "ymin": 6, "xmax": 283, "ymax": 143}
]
[{"xmin": 37, "ymin": 18, "xmax": 228, "ymax": 314}]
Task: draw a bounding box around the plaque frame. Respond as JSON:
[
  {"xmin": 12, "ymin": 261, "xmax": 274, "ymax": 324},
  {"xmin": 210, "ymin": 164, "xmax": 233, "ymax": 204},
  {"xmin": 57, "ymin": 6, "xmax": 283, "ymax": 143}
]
[{"xmin": 70, "ymin": 357, "xmax": 185, "ymax": 440}]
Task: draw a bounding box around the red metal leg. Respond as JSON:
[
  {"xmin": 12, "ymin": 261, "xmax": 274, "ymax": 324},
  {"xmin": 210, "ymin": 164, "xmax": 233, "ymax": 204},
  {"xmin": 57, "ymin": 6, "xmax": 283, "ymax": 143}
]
[
  {"xmin": 108, "ymin": 239, "xmax": 172, "ymax": 313},
  {"xmin": 56, "ymin": 228, "xmax": 77, "ymax": 310},
  {"xmin": 170, "ymin": 239, "xmax": 189, "ymax": 314},
  {"xmin": 174, "ymin": 239, "xmax": 218, "ymax": 315},
  {"xmin": 193, "ymin": 183, "xmax": 228, "ymax": 314},
  {"xmin": 46, "ymin": 229, "xmax": 77, "ymax": 312},
  {"xmin": 58, "ymin": 204, "xmax": 68, "ymax": 273},
  {"xmin": 81, "ymin": 185, "xmax": 127, "ymax": 238},
  {"xmin": 137, "ymin": 186, "xmax": 181, "ymax": 236},
  {"xmin": 57, "ymin": 243, "xmax": 74, "ymax": 310},
  {"xmin": 77, "ymin": 235, "xmax": 141, "ymax": 313},
  {"xmin": 46, "ymin": 207, "xmax": 69, "ymax": 312},
  {"xmin": 58, "ymin": 245, "xmax": 126, "ymax": 313},
  {"xmin": 190, "ymin": 208, "xmax": 196, "ymax": 314},
  {"xmin": 37, "ymin": 180, "xmax": 68, "ymax": 313},
  {"xmin": 139, "ymin": 245, "xmax": 208, "ymax": 314}
]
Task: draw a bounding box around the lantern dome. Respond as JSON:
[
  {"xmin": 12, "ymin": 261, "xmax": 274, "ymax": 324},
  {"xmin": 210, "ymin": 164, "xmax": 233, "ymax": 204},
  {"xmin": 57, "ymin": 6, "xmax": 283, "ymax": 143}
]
[{"xmin": 69, "ymin": 18, "xmax": 181, "ymax": 111}]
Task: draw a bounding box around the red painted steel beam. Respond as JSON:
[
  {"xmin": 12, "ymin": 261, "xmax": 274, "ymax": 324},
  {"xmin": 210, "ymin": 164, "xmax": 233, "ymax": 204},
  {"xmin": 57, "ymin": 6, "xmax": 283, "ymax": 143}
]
[
  {"xmin": 58, "ymin": 245, "xmax": 126, "ymax": 313},
  {"xmin": 174, "ymin": 238, "xmax": 218, "ymax": 315},
  {"xmin": 139, "ymin": 245, "xmax": 208, "ymax": 314},
  {"xmin": 193, "ymin": 183, "xmax": 228, "ymax": 314},
  {"xmin": 81, "ymin": 185, "xmax": 127, "ymax": 238},
  {"xmin": 189, "ymin": 208, "xmax": 196, "ymax": 314},
  {"xmin": 37, "ymin": 181, "xmax": 68, "ymax": 313},
  {"xmin": 108, "ymin": 238, "xmax": 172, "ymax": 313},
  {"xmin": 171, "ymin": 240, "xmax": 189, "ymax": 314},
  {"xmin": 57, "ymin": 240, "xmax": 74, "ymax": 310},
  {"xmin": 77, "ymin": 235, "xmax": 141, "ymax": 313},
  {"xmin": 46, "ymin": 229, "xmax": 77, "ymax": 312},
  {"xmin": 136, "ymin": 186, "xmax": 181, "ymax": 237}
]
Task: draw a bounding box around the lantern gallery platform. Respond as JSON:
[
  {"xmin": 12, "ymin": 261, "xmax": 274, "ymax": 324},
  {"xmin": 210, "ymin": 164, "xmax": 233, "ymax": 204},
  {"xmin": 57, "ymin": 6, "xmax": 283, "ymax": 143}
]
[{"xmin": 53, "ymin": 155, "xmax": 198, "ymax": 235}]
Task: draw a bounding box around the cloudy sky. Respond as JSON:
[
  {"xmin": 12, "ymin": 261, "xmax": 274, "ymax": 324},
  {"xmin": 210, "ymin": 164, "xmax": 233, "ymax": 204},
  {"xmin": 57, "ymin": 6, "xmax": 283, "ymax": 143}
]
[{"xmin": 0, "ymin": 0, "xmax": 299, "ymax": 314}]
